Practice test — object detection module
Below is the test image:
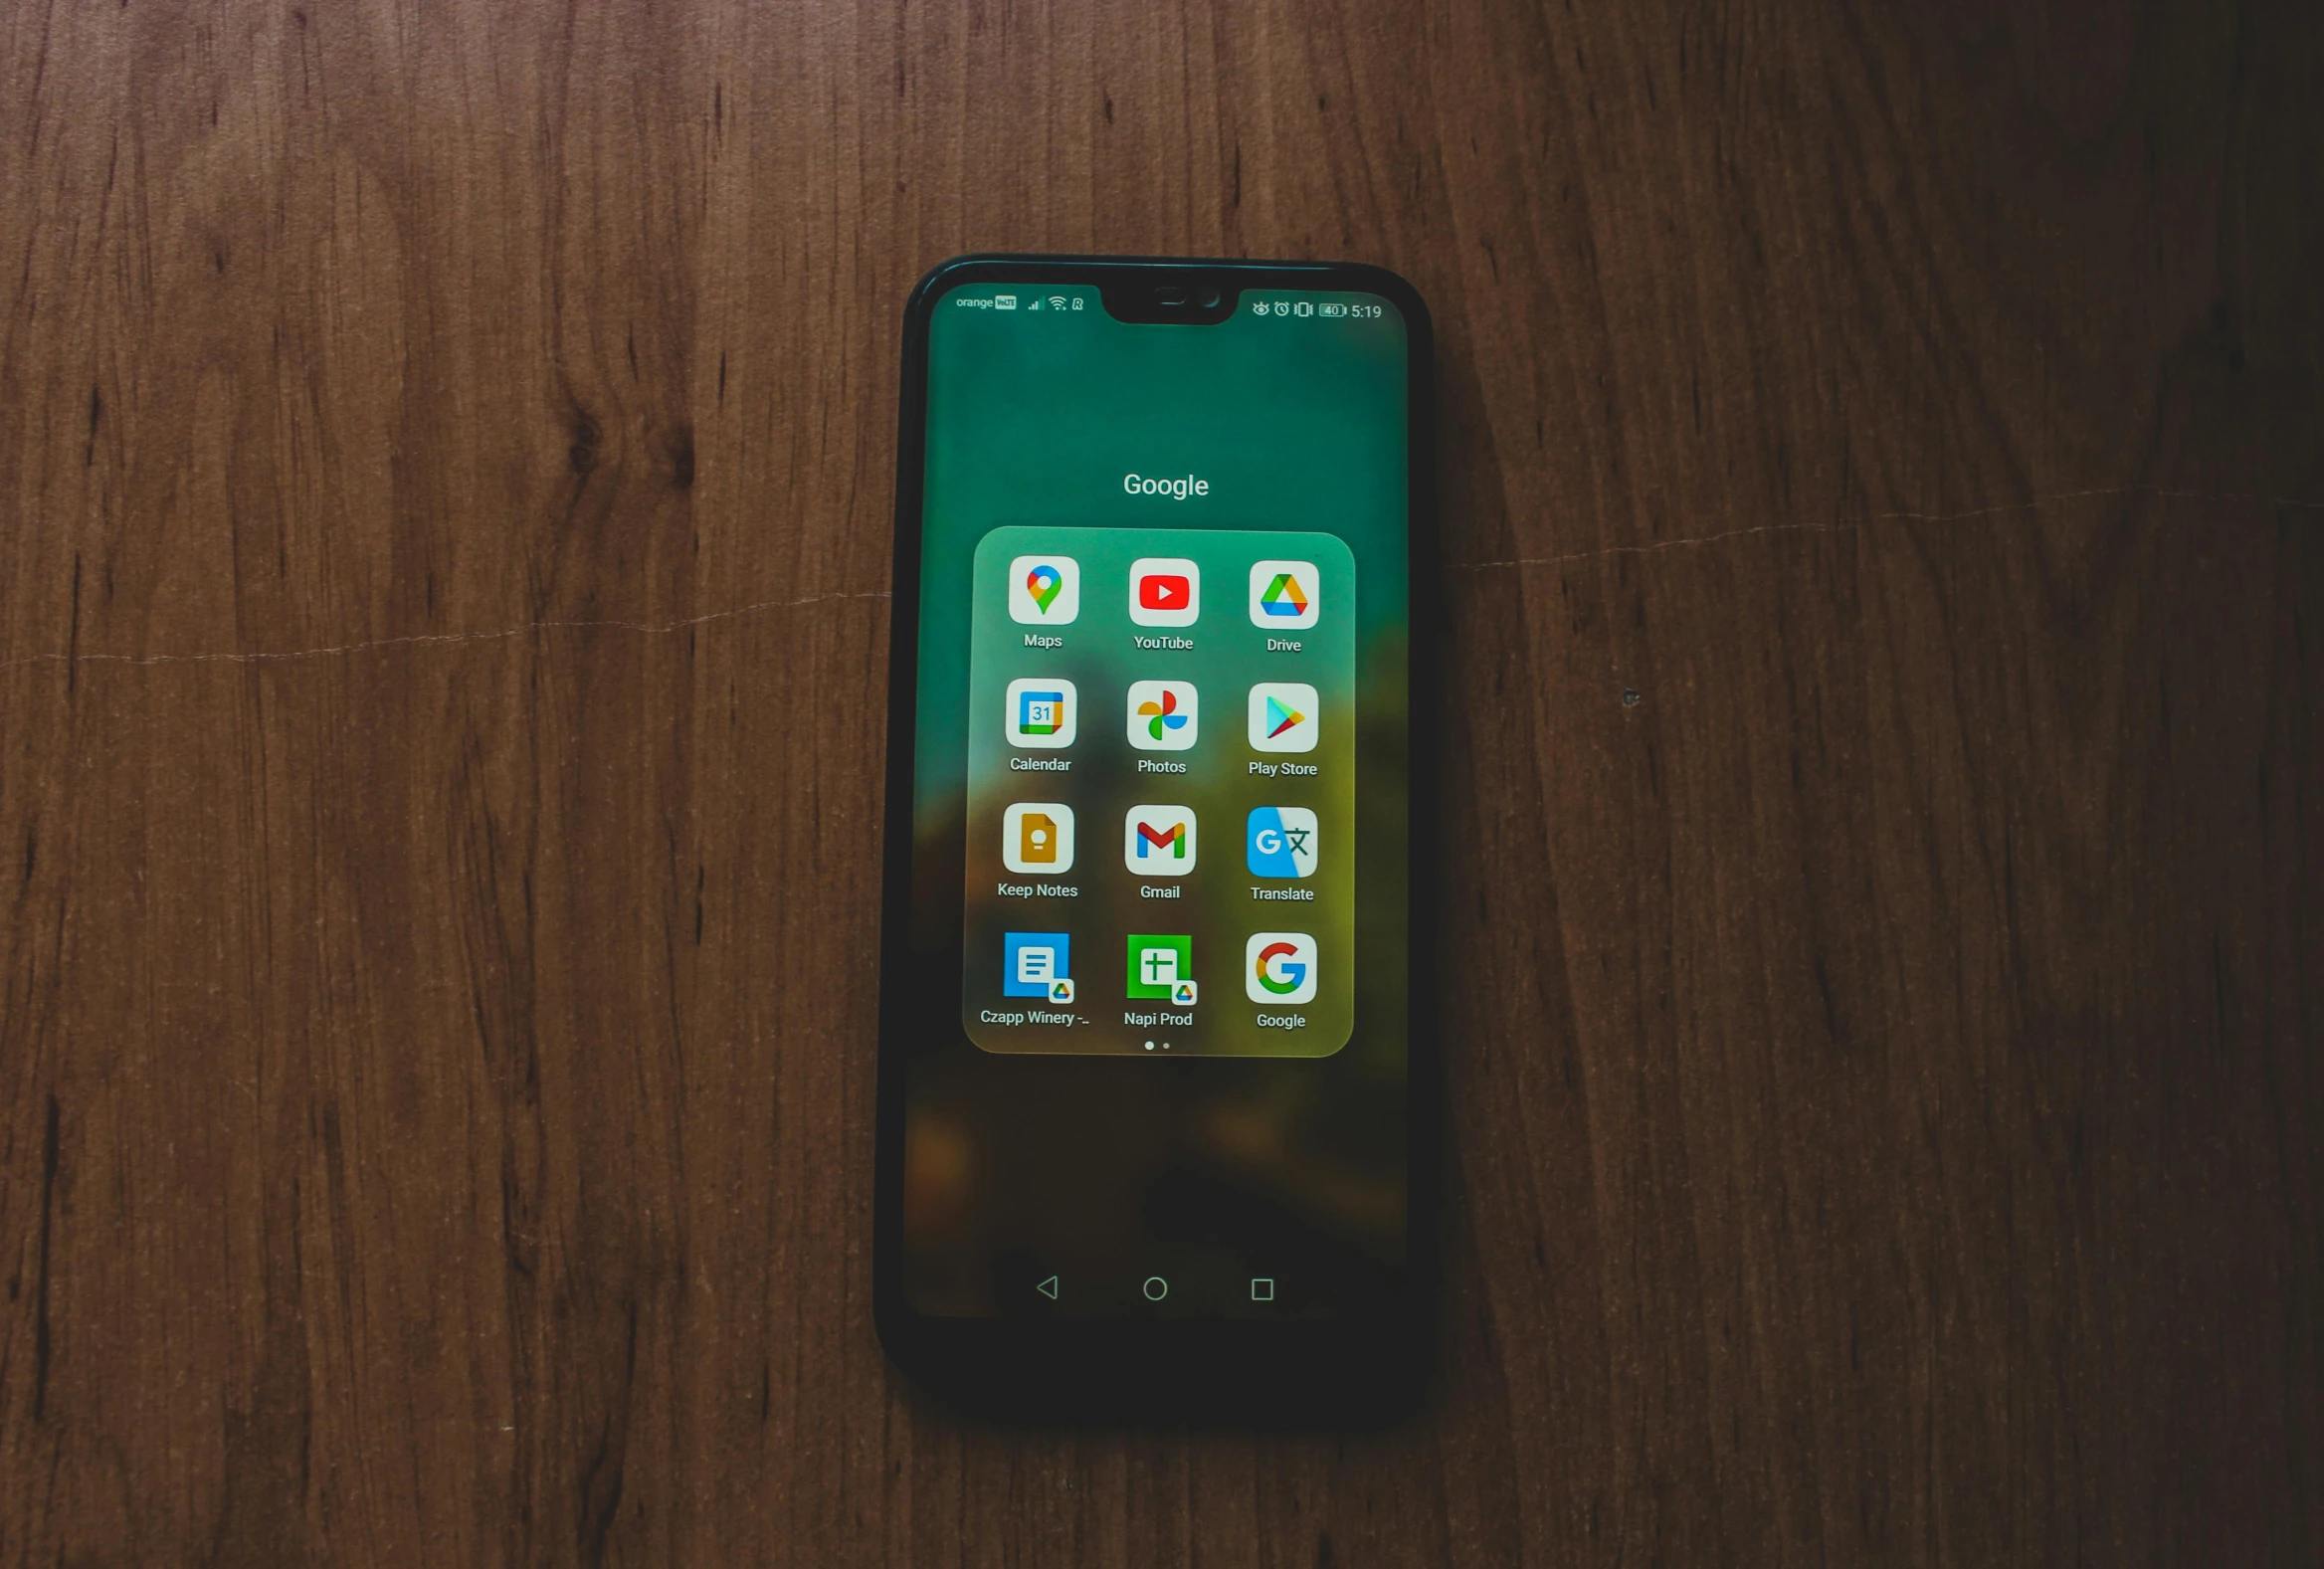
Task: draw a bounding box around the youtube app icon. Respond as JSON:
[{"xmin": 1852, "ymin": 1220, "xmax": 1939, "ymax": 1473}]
[
  {"xmin": 1140, "ymin": 574, "xmax": 1190, "ymax": 612},
  {"xmin": 1127, "ymin": 557, "xmax": 1201, "ymax": 627}
]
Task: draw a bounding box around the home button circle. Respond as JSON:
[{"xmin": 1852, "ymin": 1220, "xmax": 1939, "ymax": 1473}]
[{"xmin": 1141, "ymin": 1275, "xmax": 1168, "ymax": 1301}]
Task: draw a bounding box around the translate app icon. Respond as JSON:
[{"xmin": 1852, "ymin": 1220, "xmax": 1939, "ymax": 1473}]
[
  {"xmin": 1008, "ymin": 555, "xmax": 1079, "ymax": 624},
  {"xmin": 1246, "ymin": 807, "xmax": 1318, "ymax": 878},
  {"xmin": 1248, "ymin": 559, "xmax": 1320, "ymax": 630},
  {"xmin": 1004, "ymin": 932, "xmax": 1073, "ymax": 1003}
]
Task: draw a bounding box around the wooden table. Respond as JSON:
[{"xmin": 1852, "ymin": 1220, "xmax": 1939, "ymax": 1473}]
[{"xmin": 3, "ymin": 3, "xmax": 2316, "ymax": 1562}]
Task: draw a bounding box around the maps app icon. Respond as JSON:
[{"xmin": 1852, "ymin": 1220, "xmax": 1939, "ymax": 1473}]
[
  {"xmin": 1249, "ymin": 559, "xmax": 1319, "ymax": 630},
  {"xmin": 1246, "ymin": 807, "xmax": 1318, "ymax": 879},
  {"xmin": 1008, "ymin": 554, "xmax": 1079, "ymax": 624}
]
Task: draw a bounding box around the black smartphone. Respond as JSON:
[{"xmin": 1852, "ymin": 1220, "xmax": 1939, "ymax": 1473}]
[{"xmin": 874, "ymin": 256, "xmax": 1434, "ymax": 1418}]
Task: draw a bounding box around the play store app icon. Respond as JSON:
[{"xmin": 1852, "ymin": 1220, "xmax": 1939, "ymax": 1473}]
[
  {"xmin": 1008, "ymin": 554, "xmax": 1079, "ymax": 625},
  {"xmin": 1248, "ymin": 559, "xmax": 1319, "ymax": 630},
  {"xmin": 1248, "ymin": 683, "xmax": 1319, "ymax": 753}
]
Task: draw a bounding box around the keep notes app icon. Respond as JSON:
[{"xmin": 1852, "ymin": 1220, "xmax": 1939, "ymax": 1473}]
[
  {"xmin": 1005, "ymin": 678, "xmax": 1077, "ymax": 748},
  {"xmin": 1008, "ymin": 555, "xmax": 1079, "ymax": 625},
  {"xmin": 1002, "ymin": 802, "xmax": 1074, "ymax": 875}
]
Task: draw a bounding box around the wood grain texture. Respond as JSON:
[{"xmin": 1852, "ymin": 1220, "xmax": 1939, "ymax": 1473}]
[{"xmin": 2, "ymin": 1, "xmax": 2318, "ymax": 1563}]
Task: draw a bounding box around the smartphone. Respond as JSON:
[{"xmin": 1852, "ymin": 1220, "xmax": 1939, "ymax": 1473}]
[{"xmin": 875, "ymin": 257, "xmax": 1434, "ymax": 1417}]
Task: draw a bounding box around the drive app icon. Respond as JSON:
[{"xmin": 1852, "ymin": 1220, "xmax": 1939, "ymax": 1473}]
[
  {"xmin": 1128, "ymin": 558, "xmax": 1200, "ymax": 627},
  {"xmin": 1249, "ymin": 560, "xmax": 1320, "ymax": 630}
]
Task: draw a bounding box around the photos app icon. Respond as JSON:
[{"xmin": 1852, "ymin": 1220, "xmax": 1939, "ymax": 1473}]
[{"xmin": 1126, "ymin": 680, "xmax": 1199, "ymax": 751}]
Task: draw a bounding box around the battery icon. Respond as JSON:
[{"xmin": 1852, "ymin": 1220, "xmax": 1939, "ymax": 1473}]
[
  {"xmin": 995, "ymin": 294, "xmax": 1017, "ymax": 310},
  {"xmin": 1317, "ymin": 301, "xmax": 1348, "ymax": 317}
]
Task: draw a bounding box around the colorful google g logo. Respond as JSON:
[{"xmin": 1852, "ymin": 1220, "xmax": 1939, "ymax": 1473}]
[{"xmin": 1253, "ymin": 940, "xmax": 1306, "ymax": 995}]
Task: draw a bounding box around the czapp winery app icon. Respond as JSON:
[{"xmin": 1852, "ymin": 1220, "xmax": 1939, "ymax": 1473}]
[
  {"xmin": 1127, "ymin": 557, "xmax": 1200, "ymax": 627},
  {"xmin": 1122, "ymin": 805, "xmax": 1198, "ymax": 875},
  {"xmin": 1001, "ymin": 802, "xmax": 1074, "ymax": 875},
  {"xmin": 1008, "ymin": 555, "xmax": 1080, "ymax": 625},
  {"xmin": 1004, "ymin": 678, "xmax": 1076, "ymax": 748},
  {"xmin": 1248, "ymin": 560, "xmax": 1320, "ymax": 630},
  {"xmin": 1125, "ymin": 680, "xmax": 1198, "ymax": 750},
  {"xmin": 1247, "ymin": 683, "xmax": 1319, "ymax": 753},
  {"xmin": 1246, "ymin": 932, "xmax": 1318, "ymax": 1006},
  {"xmin": 1004, "ymin": 931, "xmax": 1074, "ymax": 1003}
]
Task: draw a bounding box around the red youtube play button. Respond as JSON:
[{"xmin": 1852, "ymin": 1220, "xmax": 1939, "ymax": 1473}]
[
  {"xmin": 1128, "ymin": 556, "xmax": 1200, "ymax": 626},
  {"xmin": 1138, "ymin": 574, "xmax": 1190, "ymax": 611}
]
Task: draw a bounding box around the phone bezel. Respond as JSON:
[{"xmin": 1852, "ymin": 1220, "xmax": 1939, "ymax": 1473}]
[{"xmin": 873, "ymin": 255, "xmax": 1438, "ymax": 1419}]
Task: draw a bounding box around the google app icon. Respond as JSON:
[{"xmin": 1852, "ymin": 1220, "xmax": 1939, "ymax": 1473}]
[{"xmin": 1246, "ymin": 932, "xmax": 1318, "ymax": 1006}]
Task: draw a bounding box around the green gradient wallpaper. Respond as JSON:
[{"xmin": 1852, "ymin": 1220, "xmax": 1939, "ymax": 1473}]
[{"xmin": 899, "ymin": 277, "xmax": 1412, "ymax": 1318}]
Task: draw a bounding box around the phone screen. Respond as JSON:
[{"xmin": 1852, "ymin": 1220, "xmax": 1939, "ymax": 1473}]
[{"xmin": 890, "ymin": 274, "xmax": 1414, "ymax": 1325}]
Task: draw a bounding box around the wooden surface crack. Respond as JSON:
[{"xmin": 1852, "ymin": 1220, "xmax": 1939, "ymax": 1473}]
[
  {"xmin": 0, "ymin": 589, "xmax": 895, "ymax": 672},
  {"xmin": 1445, "ymin": 486, "xmax": 2322, "ymax": 573},
  {"xmin": 6, "ymin": 488, "xmax": 2311, "ymax": 673}
]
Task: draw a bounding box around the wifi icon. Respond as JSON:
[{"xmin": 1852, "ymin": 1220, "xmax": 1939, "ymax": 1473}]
[{"xmin": 1048, "ymin": 295, "xmax": 1068, "ymax": 311}]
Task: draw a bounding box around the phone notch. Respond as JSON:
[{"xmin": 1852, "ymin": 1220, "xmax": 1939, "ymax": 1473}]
[{"xmin": 1099, "ymin": 276, "xmax": 1241, "ymax": 324}]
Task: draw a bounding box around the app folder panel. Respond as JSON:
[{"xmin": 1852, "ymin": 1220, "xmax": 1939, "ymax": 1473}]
[{"xmin": 961, "ymin": 525, "xmax": 1357, "ymax": 1057}]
